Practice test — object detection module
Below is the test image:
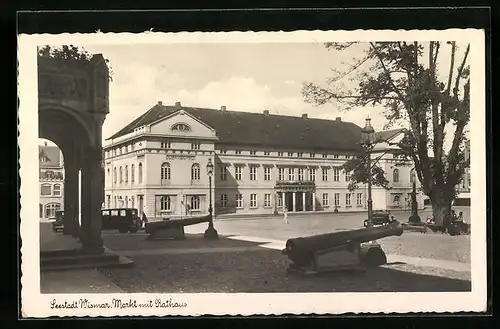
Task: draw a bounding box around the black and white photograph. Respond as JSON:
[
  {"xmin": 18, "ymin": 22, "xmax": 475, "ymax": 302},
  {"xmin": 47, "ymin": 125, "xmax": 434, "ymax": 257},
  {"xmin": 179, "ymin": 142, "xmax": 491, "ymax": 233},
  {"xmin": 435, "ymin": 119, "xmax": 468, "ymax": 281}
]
[{"xmin": 19, "ymin": 29, "xmax": 486, "ymax": 317}]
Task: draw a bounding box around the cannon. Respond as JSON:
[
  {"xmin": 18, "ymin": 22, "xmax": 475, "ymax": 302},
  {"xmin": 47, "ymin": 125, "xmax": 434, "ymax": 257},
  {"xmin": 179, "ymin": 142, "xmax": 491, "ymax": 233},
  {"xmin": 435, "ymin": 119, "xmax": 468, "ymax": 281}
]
[
  {"xmin": 282, "ymin": 220, "xmax": 404, "ymax": 275},
  {"xmin": 145, "ymin": 215, "xmax": 212, "ymax": 240}
]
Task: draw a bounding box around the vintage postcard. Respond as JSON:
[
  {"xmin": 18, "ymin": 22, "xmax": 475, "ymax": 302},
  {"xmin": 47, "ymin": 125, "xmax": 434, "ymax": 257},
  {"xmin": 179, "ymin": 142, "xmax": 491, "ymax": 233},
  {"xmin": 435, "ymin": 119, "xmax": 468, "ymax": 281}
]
[{"xmin": 19, "ymin": 29, "xmax": 487, "ymax": 317}]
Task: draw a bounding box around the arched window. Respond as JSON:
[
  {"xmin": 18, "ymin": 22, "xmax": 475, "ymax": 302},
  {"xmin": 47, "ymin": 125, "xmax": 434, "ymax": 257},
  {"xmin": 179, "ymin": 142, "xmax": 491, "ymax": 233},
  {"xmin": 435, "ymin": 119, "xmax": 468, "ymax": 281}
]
[
  {"xmin": 119, "ymin": 166, "xmax": 123, "ymax": 183},
  {"xmin": 131, "ymin": 164, "xmax": 135, "ymax": 183},
  {"xmin": 40, "ymin": 183, "xmax": 51, "ymax": 196},
  {"xmin": 393, "ymin": 169, "xmax": 400, "ymax": 183},
  {"xmin": 191, "ymin": 163, "xmax": 200, "ymax": 180},
  {"xmin": 161, "ymin": 162, "xmax": 171, "ymax": 181},
  {"xmin": 125, "ymin": 165, "xmax": 129, "ymax": 183},
  {"xmin": 138, "ymin": 163, "xmax": 143, "ymax": 183},
  {"xmin": 113, "ymin": 167, "xmax": 117, "ymax": 184},
  {"xmin": 44, "ymin": 203, "xmax": 61, "ymax": 218},
  {"xmin": 53, "ymin": 184, "xmax": 61, "ymax": 196},
  {"xmin": 160, "ymin": 196, "xmax": 171, "ymax": 212}
]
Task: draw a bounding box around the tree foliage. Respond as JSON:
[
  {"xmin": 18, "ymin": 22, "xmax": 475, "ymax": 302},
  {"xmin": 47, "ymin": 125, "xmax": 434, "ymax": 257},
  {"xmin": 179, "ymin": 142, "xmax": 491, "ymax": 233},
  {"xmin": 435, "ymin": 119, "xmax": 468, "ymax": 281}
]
[
  {"xmin": 38, "ymin": 45, "xmax": 114, "ymax": 81},
  {"xmin": 303, "ymin": 41, "xmax": 470, "ymax": 226}
]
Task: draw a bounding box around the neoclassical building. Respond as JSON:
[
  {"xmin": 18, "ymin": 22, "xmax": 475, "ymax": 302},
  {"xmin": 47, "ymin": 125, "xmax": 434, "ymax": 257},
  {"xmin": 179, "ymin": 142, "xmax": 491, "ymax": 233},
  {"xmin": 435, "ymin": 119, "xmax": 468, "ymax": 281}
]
[
  {"xmin": 39, "ymin": 142, "xmax": 65, "ymax": 220},
  {"xmin": 103, "ymin": 102, "xmax": 423, "ymax": 219}
]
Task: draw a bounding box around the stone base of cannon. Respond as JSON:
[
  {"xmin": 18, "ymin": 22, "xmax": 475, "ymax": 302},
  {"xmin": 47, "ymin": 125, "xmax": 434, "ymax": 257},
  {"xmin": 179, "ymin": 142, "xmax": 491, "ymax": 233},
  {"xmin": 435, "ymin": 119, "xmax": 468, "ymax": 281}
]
[
  {"xmin": 284, "ymin": 241, "xmax": 386, "ymax": 275},
  {"xmin": 145, "ymin": 224, "xmax": 186, "ymax": 240},
  {"xmin": 144, "ymin": 215, "xmax": 214, "ymax": 241}
]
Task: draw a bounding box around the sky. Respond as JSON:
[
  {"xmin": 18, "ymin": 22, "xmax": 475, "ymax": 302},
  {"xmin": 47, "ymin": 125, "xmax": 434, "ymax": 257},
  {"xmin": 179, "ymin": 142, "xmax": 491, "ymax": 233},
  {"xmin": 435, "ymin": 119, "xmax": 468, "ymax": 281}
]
[{"xmin": 40, "ymin": 41, "xmax": 470, "ymax": 149}]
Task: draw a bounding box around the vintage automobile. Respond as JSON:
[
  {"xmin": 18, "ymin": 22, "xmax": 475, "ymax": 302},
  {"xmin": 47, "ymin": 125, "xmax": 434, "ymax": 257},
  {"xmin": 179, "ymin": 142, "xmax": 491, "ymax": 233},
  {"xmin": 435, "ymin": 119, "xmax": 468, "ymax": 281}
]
[
  {"xmin": 51, "ymin": 210, "xmax": 65, "ymax": 232},
  {"xmin": 101, "ymin": 208, "xmax": 143, "ymax": 233},
  {"xmin": 363, "ymin": 210, "xmax": 393, "ymax": 227}
]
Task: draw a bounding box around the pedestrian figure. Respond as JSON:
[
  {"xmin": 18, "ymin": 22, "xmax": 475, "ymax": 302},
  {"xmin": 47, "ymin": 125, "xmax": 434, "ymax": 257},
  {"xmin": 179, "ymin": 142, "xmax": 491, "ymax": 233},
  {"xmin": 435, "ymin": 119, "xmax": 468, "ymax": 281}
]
[{"xmin": 283, "ymin": 205, "xmax": 289, "ymax": 224}]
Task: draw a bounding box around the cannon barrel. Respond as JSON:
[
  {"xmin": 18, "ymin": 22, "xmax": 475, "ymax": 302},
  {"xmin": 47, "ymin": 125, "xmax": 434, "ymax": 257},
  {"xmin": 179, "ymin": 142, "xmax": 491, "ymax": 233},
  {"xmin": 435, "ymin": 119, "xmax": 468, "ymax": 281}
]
[
  {"xmin": 283, "ymin": 220, "xmax": 403, "ymax": 266},
  {"xmin": 145, "ymin": 215, "xmax": 211, "ymax": 233}
]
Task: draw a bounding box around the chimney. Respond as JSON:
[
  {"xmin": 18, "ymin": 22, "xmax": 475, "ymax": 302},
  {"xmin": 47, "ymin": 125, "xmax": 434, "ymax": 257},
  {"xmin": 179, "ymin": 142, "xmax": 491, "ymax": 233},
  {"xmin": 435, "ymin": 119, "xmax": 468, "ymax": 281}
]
[
  {"xmin": 221, "ymin": 105, "xmax": 227, "ymax": 111},
  {"xmin": 175, "ymin": 101, "xmax": 181, "ymax": 107},
  {"xmin": 302, "ymin": 113, "xmax": 308, "ymax": 119},
  {"xmin": 263, "ymin": 110, "xmax": 270, "ymax": 116},
  {"xmin": 157, "ymin": 101, "xmax": 162, "ymax": 106},
  {"xmin": 335, "ymin": 117, "xmax": 342, "ymax": 121}
]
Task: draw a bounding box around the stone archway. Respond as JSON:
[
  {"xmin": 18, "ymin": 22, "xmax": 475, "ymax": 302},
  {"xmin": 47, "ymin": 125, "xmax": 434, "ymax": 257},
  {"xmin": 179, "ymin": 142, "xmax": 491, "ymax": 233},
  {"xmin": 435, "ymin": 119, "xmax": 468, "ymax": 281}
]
[{"xmin": 38, "ymin": 54, "xmax": 109, "ymax": 253}]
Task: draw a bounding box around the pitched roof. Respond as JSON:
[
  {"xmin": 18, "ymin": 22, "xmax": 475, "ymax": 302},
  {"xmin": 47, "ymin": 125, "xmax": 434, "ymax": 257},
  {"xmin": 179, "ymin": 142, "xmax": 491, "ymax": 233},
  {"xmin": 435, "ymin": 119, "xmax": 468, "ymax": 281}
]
[
  {"xmin": 107, "ymin": 103, "xmax": 366, "ymax": 152},
  {"xmin": 375, "ymin": 129, "xmax": 405, "ymax": 143},
  {"xmin": 39, "ymin": 145, "xmax": 61, "ymax": 168}
]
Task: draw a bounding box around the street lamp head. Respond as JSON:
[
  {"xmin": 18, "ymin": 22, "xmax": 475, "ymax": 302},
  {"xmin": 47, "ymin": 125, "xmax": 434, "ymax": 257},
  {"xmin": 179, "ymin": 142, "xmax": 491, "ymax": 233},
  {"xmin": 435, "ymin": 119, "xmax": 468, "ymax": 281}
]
[
  {"xmin": 361, "ymin": 117, "xmax": 376, "ymax": 145},
  {"xmin": 206, "ymin": 158, "xmax": 214, "ymax": 176}
]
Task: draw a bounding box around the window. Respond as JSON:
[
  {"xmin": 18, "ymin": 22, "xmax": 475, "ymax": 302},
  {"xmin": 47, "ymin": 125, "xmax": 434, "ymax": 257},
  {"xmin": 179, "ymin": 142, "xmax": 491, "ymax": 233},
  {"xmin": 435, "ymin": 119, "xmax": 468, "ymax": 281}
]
[
  {"xmin": 392, "ymin": 194, "xmax": 401, "ymax": 206},
  {"xmin": 41, "ymin": 184, "xmax": 51, "ymax": 196},
  {"xmin": 393, "ymin": 169, "xmax": 400, "ymax": 182},
  {"xmin": 309, "ymin": 168, "xmax": 316, "ymax": 181},
  {"xmin": 53, "ymin": 184, "xmax": 61, "ymax": 196},
  {"xmin": 131, "ymin": 164, "xmax": 135, "ymax": 183},
  {"xmin": 250, "ymin": 166, "xmax": 257, "ymax": 180},
  {"xmin": 113, "ymin": 167, "xmax": 117, "ymax": 184},
  {"xmin": 288, "ymin": 168, "xmax": 295, "ymax": 181},
  {"xmin": 345, "ymin": 155, "xmax": 351, "ymax": 159},
  {"xmin": 161, "ymin": 140, "xmax": 171, "ymax": 149},
  {"xmin": 264, "ymin": 167, "xmax": 271, "ymax": 181},
  {"xmin": 344, "ymin": 170, "xmax": 351, "ymax": 181},
  {"xmin": 277, "ymin": 194, "xmax": 283, "ymax": 207},
  {"xmin": 220, "ymin": 149, "xmax": 227, "ymax": 154},
  {"xmin": 250, "ymin": 150, "xmax": 257, "ymax": 155},
  {"xmin": 333, "ymin": 154, "xmax": 339, "ymax": 159},
  {"xmin": 322, "ymin": 168, "xmax": 329, "ymax": 181},
  {"xmin": 333, "ymin": 168, "xmax": 340, "ymax": 182},
  {"xmin": 191, "ymin": 141, "xmax": 201, "ymax": 150},
  {"xmin": 107, "ymin": 168, "xmax": 110, "ymax": 181},
  {"xmin": 131, "ymin": 196, "xmax": 134, "ymax": 209},
  {"xmin": 114, "ymin": 196, "xmax": 117, "ymax": 207},
  {"xmin": 125, "ymin": 165, "xmax": 129, "ymax": 183},
  {"xmin": 298, "ymin": 168, "xmax": 304, "ymax": 181},
  {"xmin": 161, "ymin": 163, "xmax": 171, "ymax": 181},
  {"xmin": 297, "ymin": 153, "xmax": 303, "ymax": 158},
  {"xmin": 119, "ymin": 166, "xmax": 123, "ymax": 183},
  {"xmin": 310, "ymin": 153, "xmax": 315, "ymax": 158},
  {"xmin": 264, "ymin": 151, "xmax": 270, "ymax": 156},
  {"xmin": 235, "ymin": 166, "xmax": 243, "ymax": 181},
  {"xmin": 220, "ymin": 194, "xmax": 228, "ymax": 208},
  {"xmin": 322, "ymin": 193, "xmax": 329, "ymax": 206},
  {"xmin": 106, "ymin": 195, "xmax": 111, "ymax": 208},
  {"xmin": 278, "ymin": 168, "xmax": 285, "ymax": 181},
  {"xmin": 220, "ymin": 166, "xmax": 227, "ymax": 181},
  {"xmin": 278, "ymin": 152, "xmax": 283, "ymax": 157},
  {"xmin": 138, "ymin": 163, "xmax": 143, "ymax": 183},
  {"xmin": 160, "ymin": 196, "xmax": 171, "ymax": 212},
  {"xmin": 235, "ymin": 150, "xmax": 242, "ymax": 155},
  {"xmin": 264, "ymin": 194, "xmax": 271, "ymax": 207},
  {"xmin": 357, "ymin": 193, "xmax": 363, "ymax": 207},
  {"xmin": 322, "ymin": 154, "xmax": 328, "ymax": 159},
  {"xmin": 346, "ymin": 193, "xmax": 352, "ymax": 207},
  {"xmin": 334, "ymin": 193, "xmax": 340, "ymax": 206},
  {"xmin": 287, "ymin": 152, "xmax": 293, "ymax": 157},
  {"xmin": 125, "ymin": 196, "xmax": 129, "ymax": 207},
  {"xmin": 131, "ymin": 144, "xmax": 135, "ymax": 151},
  {"xmin": 190, "ymin": 196, "xmax": 200, "ymax": 210},
  {"xmin": 44, "ymin": 203, "xmax": 61, "ymax": 218},
  {"xmin": 250, "ymin": 194, "xmax": 257, "ymax": 208},
  {"xmin": 191, "ymin": 163, "xmax": 201, "ymax": 180},
  {"xmin": 236, "ymin": 193, "xmax": 243, "ymax": 208}
]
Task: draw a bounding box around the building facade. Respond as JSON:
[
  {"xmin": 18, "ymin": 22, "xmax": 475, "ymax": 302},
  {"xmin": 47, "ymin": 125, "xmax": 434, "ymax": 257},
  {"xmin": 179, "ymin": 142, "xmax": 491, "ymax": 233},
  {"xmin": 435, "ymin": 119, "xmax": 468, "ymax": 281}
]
[
  {"xmin": 103, "ymin": 102, "xmax": 423, "ymax": 219},
  {"xmin": 39, "ymin": 142, "xmax": 65, "ymax": 220}
]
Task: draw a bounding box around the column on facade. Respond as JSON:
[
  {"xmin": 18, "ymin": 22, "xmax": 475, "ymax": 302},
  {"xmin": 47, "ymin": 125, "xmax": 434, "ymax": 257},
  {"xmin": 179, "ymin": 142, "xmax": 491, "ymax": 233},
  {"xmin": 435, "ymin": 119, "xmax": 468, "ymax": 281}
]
[
  {"xmin": 292, "ymin": 192, "xmax": 296, "ymax": 212},
  {"xmin": 281, "ymin": 192, "xmax": 285, "ymax": 211},
  {"xmin": 63, "ymin": 158, "xmax": 79, "ymax": 236},
  {"xmin": 312, "ymin": 192, "xmax": 316, "ymax": 211},
  {"xmin": 79, "ymin": 145, "xmax": 104, "ymax": 253},
  {"xmin": 302, "ymin": 192, "xmax": 306, "ymax": 212}
]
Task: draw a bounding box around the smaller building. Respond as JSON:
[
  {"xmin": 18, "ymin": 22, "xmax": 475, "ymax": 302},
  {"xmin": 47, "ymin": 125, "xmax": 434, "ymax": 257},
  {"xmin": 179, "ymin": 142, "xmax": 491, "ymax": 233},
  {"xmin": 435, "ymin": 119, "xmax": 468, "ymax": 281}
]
[{"xmin": 39, "ymin": 142, "xmax": 64, "ymax": 220}]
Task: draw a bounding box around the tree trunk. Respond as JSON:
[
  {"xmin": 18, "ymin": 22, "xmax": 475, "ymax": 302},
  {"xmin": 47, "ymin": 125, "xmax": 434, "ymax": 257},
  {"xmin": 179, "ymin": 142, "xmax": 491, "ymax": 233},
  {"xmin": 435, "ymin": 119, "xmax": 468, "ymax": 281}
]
[{"xmin": 431, "ymin": 198, "xmax": 452, "ymax": 229}]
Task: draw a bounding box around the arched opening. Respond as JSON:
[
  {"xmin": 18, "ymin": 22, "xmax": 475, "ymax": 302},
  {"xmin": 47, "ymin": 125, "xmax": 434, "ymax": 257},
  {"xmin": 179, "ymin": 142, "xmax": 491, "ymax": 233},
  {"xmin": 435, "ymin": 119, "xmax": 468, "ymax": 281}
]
[{"xmin": 38, "ymin": 138, "xmax": 65, "ymax": 220}]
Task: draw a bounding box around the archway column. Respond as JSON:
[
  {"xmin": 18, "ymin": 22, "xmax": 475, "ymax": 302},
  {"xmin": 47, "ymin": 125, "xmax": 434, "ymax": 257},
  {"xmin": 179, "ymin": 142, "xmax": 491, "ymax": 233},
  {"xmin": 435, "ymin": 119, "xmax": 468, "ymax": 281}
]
[
  {"xmin": 79, "ymin": 146, "xmax": 104, "ymax": 253},
  {"xmin": 63, "ymin": 161, "xmax": 79, "ymax": 236}
]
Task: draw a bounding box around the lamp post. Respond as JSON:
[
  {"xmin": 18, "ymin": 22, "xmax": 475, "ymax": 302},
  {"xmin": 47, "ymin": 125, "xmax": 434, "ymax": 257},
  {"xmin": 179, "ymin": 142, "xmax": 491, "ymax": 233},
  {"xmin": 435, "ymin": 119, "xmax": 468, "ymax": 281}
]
[
  {"xmin": 204, "ymin": 158, "xmax": 219, "ymax": 240},
  {"xmin": 408, "ymin": 169, "xmax": 422, "ymax": 224},
  {"xmin": 361, "ymin": 117, "xmax": 376, "ymax": 228}
]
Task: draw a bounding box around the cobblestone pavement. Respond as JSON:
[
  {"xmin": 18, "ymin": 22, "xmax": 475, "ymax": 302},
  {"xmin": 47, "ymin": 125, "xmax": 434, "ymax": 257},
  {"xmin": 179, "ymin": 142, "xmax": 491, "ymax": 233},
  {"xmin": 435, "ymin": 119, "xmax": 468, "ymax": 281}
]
[{"xmin": 98, "ymin": 211, "xmax": 471, "ymax": 293}]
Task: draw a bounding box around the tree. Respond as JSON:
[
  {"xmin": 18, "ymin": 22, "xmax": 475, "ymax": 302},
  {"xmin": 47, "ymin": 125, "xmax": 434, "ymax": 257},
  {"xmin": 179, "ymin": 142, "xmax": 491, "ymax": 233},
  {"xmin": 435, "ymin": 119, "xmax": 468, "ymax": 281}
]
[
  {"xmin": 302, "ymin": 42, "xmax": 470, "ymax": 227},
  {"xmin": 38, "ymin": 45, "xmax": 114, "ymax": 81}
]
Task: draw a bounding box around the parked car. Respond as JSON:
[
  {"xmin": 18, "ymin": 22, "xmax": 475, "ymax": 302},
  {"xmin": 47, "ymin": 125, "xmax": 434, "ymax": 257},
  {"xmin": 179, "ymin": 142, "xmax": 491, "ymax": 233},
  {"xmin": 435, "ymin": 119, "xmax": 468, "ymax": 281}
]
[
  {"xmin": 101, "ymin": 208, "xmax": 143, "ymax": 233},
  {"xmin": 363, "ymin": 210, "xmax": 393, "ymax": 227},
  {"xmin": 51, "ymin": 210, "xmax": 65, "ymax": 232}
]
